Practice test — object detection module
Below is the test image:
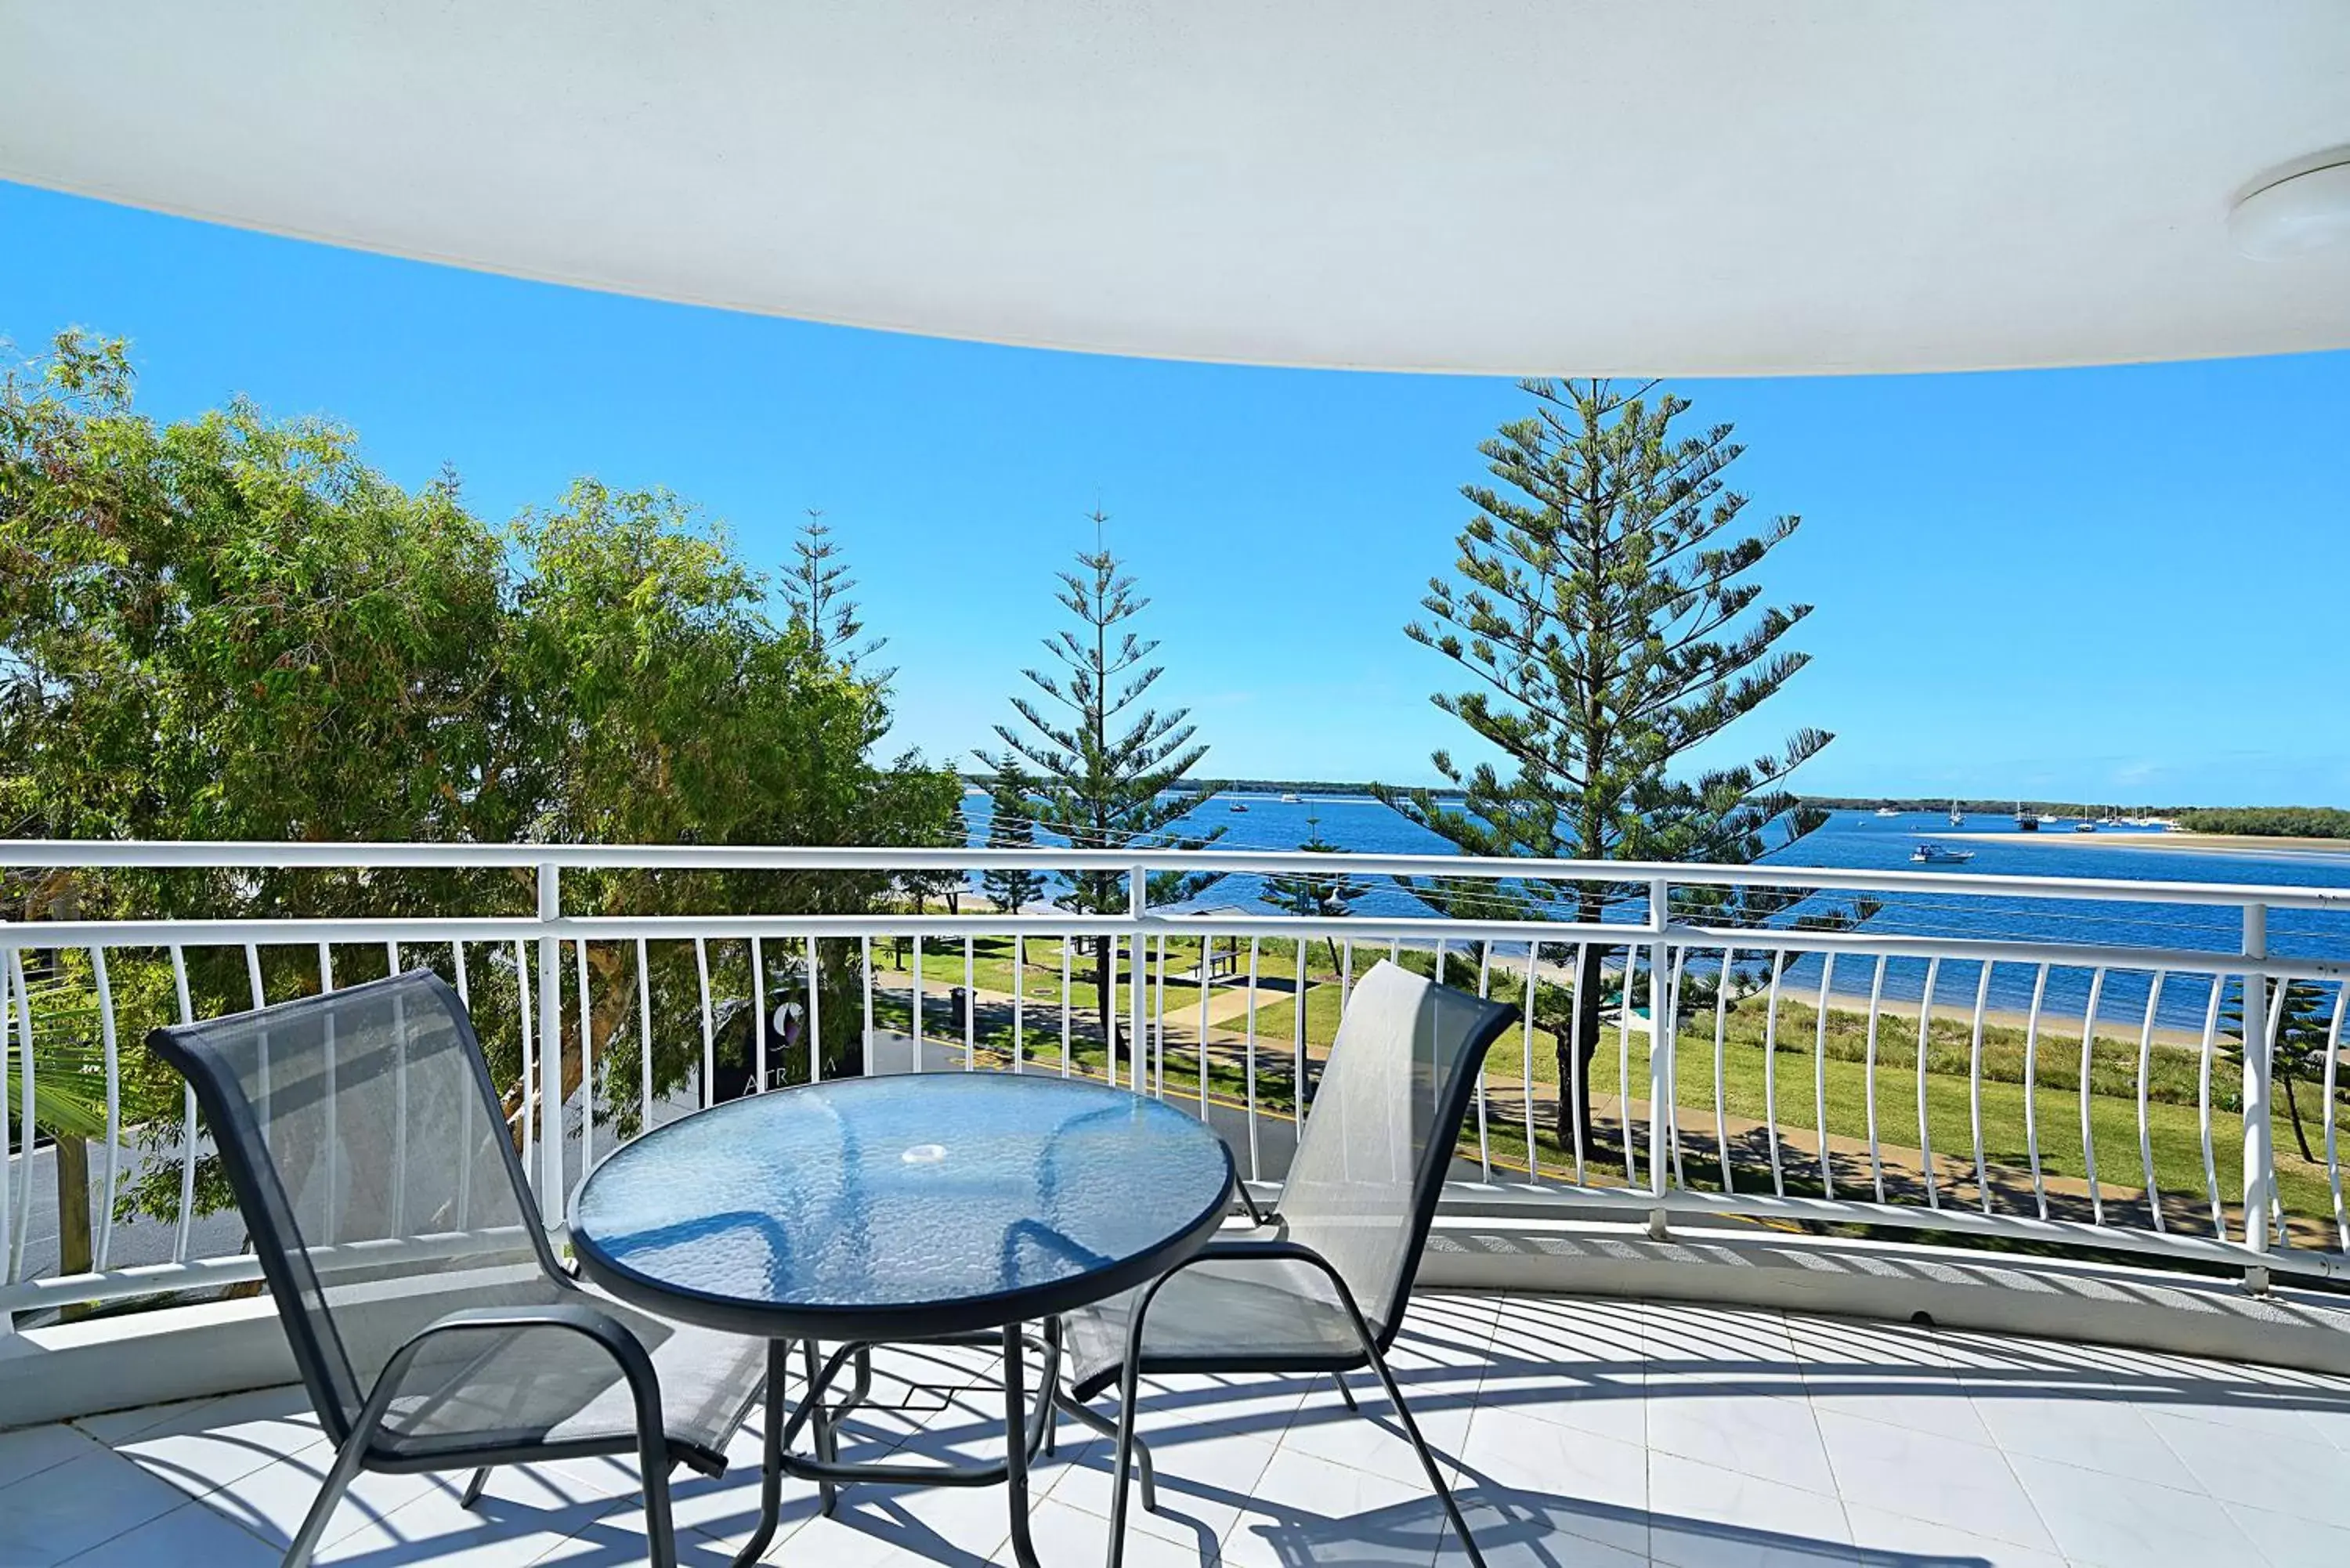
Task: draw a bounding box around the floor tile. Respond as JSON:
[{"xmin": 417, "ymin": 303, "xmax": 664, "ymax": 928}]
[
  {"xmin": 1640, "ymin": 1303, "xmax": 1805, "ymax": 1396},
  {"xmin": 1400, "ymin": 1292, "xmax": 1507, "ymax": 1352},
  {"xmin": 1647, "ymin": 1451, "xmax": 1858, "ymax": 1568},
  {"xmin": 1281, "ymin": 1371, "xmax": 1476, "ymax": 1493},
  {"xmin": 1452, "ymin": 1403, "xmax": 1647, "ymax": 1561},
  {"xmin": 2006, "ymin": 1451, "xmax": 2262, "ymax": 1568},
  {"xmin": 658, "ymin": 1427, "xmax": 826, "ymax": 1547},
  {"xmin": 50, "ymin": 1500, "xmax": 278, "ymax": 1568},
  {"xmin": 1780, "ymin": 1314, "xmax": 1953, "ymax": 1374},
  {"xmin": 1486, "ymin": 1293, "xmax": 1647, "ymax": 1367},
  {"xmin": 2284, "ymin": 1392, "xmax": 2350, "ymax": 1458},
  {"xmin": 1812, "ymin": 1407, "xmax": 2054, "ymax": 1553},
  {"xmin": 1840, "ymin": 1503, "xmax": 2066, "ymax": 1568},
  {"xmin": 1110, "ymin": 1372, "xmax": 1314, "ymax": 1451},
  {"xmin": 1221, "ymin": 1447, "xmax": 1449, "ymax": 1568},
  {"xmin": 0, "ymin": 1423, "xmax": 110, "ymax": 1492},
  {"xmin": 1647, "ymin": 1391, "xmax": 1839, "ymax": 1498},
  {"xmin": 1965, "ymin": 1390, "xmax": 2197, "ymax": 1494},
  {"xmin": 525, "ymin": 1492, "xmax": 752, "ymax": 1567},
  {"xmin": 1476, "ymin": 1296, "xmax": 1647, "ymax": 1449},
  {"xmin": 1788, "ymin": 1320, "xmax": 1992, "ymax": 1449},
  {"xmin": 1803, "ymin": 1378, "xmax": 1992, "ymax": 1451},
  {"xmin": 1434, "ymin": 1500, "xmax": 1648, "ymax": 1568},
  {"xmin": 995, "ymin": 1498, "xmax": 1224, "ymax": 1568},
  {"xmin": 1048, "ymin": 1425, "xmax": 1275, "ymax": 1550},
  {"xmin": 200, "ymin": 1453, "xmax": 472, "ymax": 1552},
  {"xmin": 114, "ymin": 1386, "xmax": 330, "ymax": 1501},
  {"xmin": 2140, "ymin": 1405, "xmax": 2350, "ymax": 1530},
  {"xmin": 2221, "ymin": 1499, "xmax": 2350, "ymax": 1568},
  {"xmin": 25, "ymin": 1291, "xmax": 2343, "ymax": 1568},
  {"xmin": 65, "ymin": 1398, "xmax": 221, "ymax": 1449},
  {"xmin": 0, "ymin": 1446, "xmax": 197, "ymax": 1566},
  {"xmin": 767, "ymin": 1480, "xmax": 1014, "ymax": 1568}
]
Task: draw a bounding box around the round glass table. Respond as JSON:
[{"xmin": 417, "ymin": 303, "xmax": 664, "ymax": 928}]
[{"xmin": 569, "ymin": 1073, "xmax": 1236, "ymax": 1567}]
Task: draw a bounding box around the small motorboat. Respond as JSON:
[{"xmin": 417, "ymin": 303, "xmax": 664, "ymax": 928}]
[
  {"xmin": 1911, "ymin": 842, "xmax": 1976, "ymax": 865},
  {"xmin": 1279, "ymin": 792, "xmax": 1301, "ymax": 804},
  {"xmin": 1229, "ymin": 801, "xmax": 1249, "ymax": 813},
  {"xmin": 1874, "ymin": 806, "xmax": 1900, "ymax": 818}
]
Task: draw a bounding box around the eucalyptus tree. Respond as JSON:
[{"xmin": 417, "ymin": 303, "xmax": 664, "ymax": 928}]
[
  {"xmin": 976, "ymin": 515, "xmax": 1221, "ymax": 1053},
  {"xmin": 1377, "ymin": 378, "xmax": 1842, "ymax": 1153},
  {"xmin": 1, "ymin": 333, "xmax": 956, "ymax": 1236}
]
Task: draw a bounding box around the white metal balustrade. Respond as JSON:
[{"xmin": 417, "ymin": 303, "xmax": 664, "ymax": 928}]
[{"xmin": 3, "ymin": 840, "xmax": 2348, "ymax": 1336}]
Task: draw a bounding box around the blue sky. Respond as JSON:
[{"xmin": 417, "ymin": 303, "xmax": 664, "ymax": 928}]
[{"xmin": 4, "ymin": 179, "xmax": 2345, "ymax": 806}]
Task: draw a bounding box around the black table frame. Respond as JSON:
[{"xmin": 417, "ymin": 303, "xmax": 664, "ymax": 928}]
[
  {"xmin": 725, "ymin": 1322, "xmax": 1060, "ymax": 1568},
  {"xmin": 568, "ymin": 1076, "xmax": 1236, "ymax": 1568}
]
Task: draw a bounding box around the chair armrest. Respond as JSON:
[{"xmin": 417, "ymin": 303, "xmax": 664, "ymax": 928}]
[
  {"xmin": 352, "ymin": 1299, "xmax": 665, "ymax": 1459},
  {"xmin": 1104, "ymin": 1234, "xmax": 1379, "ymax": 1378},
  {"xmin": 1188, "ymin": 1235, "xmax": 1329, "ymax": 1270}
]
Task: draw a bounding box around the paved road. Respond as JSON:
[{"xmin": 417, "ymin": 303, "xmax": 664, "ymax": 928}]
[{"xmin": 4, "ymin": 1137, "xmax": 248, "ymax": 1305}]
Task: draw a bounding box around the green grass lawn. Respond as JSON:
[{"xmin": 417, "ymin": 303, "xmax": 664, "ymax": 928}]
[
  {"xmin": 870, "ymin": 936, "xmax": 2337, "ymax": 1228},
  {"xmin": 1259, "ymin": 973, "xmax": 2331, "ymax": 1221}
]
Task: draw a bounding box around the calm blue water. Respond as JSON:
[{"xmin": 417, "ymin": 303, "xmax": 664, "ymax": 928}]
[{"xmin": 959, "ymin": 794, "xmax": 2350, "ymax": 1029}]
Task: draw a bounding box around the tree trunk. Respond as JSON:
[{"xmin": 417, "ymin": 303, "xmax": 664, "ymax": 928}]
[
  {"xmin": 2281, "ymin": 1071, "xmax": 2317, "ymax": 1164},
  {"xmin": 56, "ymin": 1133, "xmax": 95, "ymax": 1321},
  {"xmin": 1560, "ymin": 942, "xmax": 1607, "ymax": 1158},
  {"xmin": 1093, "ymin": 933, "xmax": 1119, "ymax": 1074},
  {"xmin": 55, "ymin": 1133, "xmax": 92, "ymax": 1277}
]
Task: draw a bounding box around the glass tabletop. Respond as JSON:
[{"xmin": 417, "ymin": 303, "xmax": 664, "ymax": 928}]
[{"xmin": 569, "ymin": 1073, "xmax": 1235, "ymax": 1338}]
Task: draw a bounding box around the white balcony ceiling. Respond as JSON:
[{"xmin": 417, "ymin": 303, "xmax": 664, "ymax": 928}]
[{"xmin": 5, "ymin": 1, "xmax": 2348, "ymax": 374}]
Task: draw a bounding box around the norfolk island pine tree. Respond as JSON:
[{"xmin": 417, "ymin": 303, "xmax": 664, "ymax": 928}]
[
  {"xmin": 975, "ymin": 513, "xmax": 1224, "ymax": 1062},
  {"xmin": 1376, "ymin": 378, "xmax": 1859, "ymax": 1158}
]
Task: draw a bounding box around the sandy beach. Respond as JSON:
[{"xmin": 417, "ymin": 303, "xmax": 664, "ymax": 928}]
[{"xmin": 1946, "ymin": 829, "xmax": 2350, "ymax": 858}]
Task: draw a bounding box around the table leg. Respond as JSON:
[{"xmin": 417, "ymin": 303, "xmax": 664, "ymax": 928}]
[
  {"xmin": 730, "ymin": 1339, "xmax": 792, "ymax": 1568},
  {"xmin": 804, "ymin": 1339, "xmax": 840, "ymax": 1516},
  {"xmin": 1001, "ymin": 1321, "xmax": 1043, "ymax": 1568}
]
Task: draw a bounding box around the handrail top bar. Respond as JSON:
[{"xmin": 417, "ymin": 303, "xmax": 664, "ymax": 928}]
[
  {"xmin": 1, "ymin": 838, "xmax": 2345, "ymax": 910},
  {"xmin": 2, "ymin": 912, "xmax": 2345, "ymax": 982}
]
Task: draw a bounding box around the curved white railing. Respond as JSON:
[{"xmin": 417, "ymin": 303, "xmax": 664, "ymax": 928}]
[{"xmin": 3, "ymin": 840, "xmax": 2347, "ymax": 1331}]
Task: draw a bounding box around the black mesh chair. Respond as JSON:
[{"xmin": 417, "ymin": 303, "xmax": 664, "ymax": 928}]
[
  {"xmin": 149, "ymin": 970, "xmax": 766, "ymax": 1567},
  {"xmin": 1056, "ymin": 959, "xmax": 1517, "ymax": 1568}
]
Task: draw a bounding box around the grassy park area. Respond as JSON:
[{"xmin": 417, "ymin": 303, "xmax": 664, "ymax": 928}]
[{"xmin": 869, "ymin": 933, "xmax": 2341, "ymax": 1231}]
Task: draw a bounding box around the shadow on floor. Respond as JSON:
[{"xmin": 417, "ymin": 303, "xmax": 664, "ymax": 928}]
[{"xmin": 1252, "ymin": 1487, "xmax": 1998, "ymax": 1567}]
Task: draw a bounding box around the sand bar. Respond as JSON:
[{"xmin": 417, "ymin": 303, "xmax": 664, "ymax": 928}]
[{"xmin": 1945, "ymin": 829, "xmax": 2350, "ymax": 858}]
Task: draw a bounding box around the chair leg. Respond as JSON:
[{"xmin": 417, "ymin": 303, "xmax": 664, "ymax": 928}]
[
  {"xmin": 1351, "ymin": 1339, "xmax": 1486, "ymax": 1568},
  {"xmin": 636, "ymin": 1421, "xmax": 678, "ymax": 1568},
  {"xmin": 1332, "ymin": 1372, "xmax": 1359, "ymax": 1412},
  {"xmin": 282, "ymin": 1425, "xmax": 372, "ymax": 1568},
  {"xmin": 1053, "ymin": 1386, "xmax": 1158, "ymax": 1512},
  {"xmin": 1105, "ymin": 1353, "xmax": 1148, "ymax": 1568},
  {"xmin": 459, "ymin": 1467, "xmax": 491, "ymax": 1509}
]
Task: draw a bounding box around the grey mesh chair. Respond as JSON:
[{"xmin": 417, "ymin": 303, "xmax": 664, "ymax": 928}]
[
  {"xmin": 1057, "ymin": 959, "xmax": 1517, "ymax": 1568},
  {"xmin": 149, "ymin": 970, "xmax": 765, "ymax": 1568}
]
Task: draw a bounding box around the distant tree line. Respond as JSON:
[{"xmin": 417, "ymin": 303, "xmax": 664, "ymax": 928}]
[{"xmin": 2177, "ymin": 807, "xmax": 2350, "ymax": 840}]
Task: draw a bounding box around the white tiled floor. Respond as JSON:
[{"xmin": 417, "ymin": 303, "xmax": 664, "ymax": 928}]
[{"xmin": 6, "ymin": 1293, "xmax": 2350, "ymax": 1567}]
